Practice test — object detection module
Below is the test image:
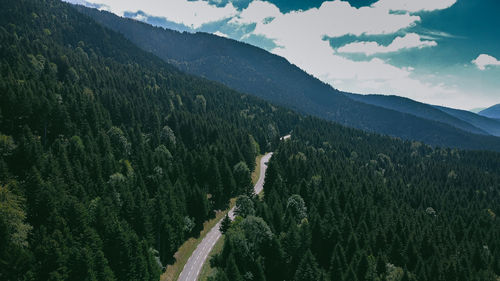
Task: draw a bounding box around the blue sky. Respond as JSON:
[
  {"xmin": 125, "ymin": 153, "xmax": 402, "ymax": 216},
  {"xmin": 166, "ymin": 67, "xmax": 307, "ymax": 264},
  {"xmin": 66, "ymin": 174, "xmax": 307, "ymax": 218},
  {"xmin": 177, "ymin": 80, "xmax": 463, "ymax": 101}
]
[{"xmin": 66, "ymin": 0, "xmax": 500, "ymax": 110}]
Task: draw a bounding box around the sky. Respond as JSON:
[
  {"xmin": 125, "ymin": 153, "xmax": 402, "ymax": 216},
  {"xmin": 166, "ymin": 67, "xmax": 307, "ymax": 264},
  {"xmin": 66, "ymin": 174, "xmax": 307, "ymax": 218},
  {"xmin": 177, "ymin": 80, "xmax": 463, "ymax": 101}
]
[{"xmin": 65, "ymin": 0, "xmax": 500, "ymax": 110}]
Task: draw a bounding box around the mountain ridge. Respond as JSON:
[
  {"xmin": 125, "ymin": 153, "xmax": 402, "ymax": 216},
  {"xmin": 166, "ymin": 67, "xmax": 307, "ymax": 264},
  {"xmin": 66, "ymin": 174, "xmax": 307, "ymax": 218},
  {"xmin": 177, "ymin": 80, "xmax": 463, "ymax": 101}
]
[
  {"xmin": 480, "ymin": 104, "xmax": 500, "ymax": 120},
  {"xmin": 345, "ymin": 93, "xmax": 490, "ymax": 136},
  {"xmin": 73, "ymin": 5, "xmax": 500, "ymax": 151}
]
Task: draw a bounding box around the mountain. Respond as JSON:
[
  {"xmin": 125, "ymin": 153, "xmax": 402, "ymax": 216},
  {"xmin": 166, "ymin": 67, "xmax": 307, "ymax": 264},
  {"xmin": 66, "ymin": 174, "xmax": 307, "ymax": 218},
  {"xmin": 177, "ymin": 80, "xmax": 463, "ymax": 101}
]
[
  {"xmin": 480, "ymin": 104, "xmax": 500, "ymax": 119},
  {"xmin": 3, "ymin": 1, "xmax": 500, "ymax": 280},
  {"xmin": 434, "ymin": 105, "xmax": 500, "ymax": 136},
  {"xmin": 344, "ymin": 93, "xmax": 500, "ymax": 137},
  {"xmin": 73, "ymin": 5, "xmax": 500, "ymax": 151},
  {"xmin": 345, "ymin": 93, "xmax": 490, "ymax": 135}
]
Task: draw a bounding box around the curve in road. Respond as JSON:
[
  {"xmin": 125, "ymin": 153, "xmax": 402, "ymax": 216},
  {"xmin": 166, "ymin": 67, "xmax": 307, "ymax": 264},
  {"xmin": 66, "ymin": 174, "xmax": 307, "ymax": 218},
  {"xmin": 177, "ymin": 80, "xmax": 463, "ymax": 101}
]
[{"xmin": 177, "ymin": 152, "xmax": 273, "ymax": 281}]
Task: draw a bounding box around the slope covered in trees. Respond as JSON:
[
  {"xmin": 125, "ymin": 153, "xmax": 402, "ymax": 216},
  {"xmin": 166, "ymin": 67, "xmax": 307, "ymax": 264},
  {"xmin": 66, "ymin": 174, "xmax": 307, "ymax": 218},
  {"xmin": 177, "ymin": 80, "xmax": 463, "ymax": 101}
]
[
  {"xmin": 346, "ymin": 93, "xmax": 495, "ymax": 136},
  {"xmin": 2, "ymin": 1, "xmax": 500, "ymax": 281},
  {"xmin": 72, "ymin": 5, "xmax": 500, "ymax": 152},
  {"xmin": 345, "ymin": 93, "xmax": 500, "ymax": 137},
  {"xmin": 210, "ymin": 119, "xmax": 500, "ymax": 281},
  {"xmin": 0, "ymin": 0, "xmax": 298, "ymax": 279},
  {"xmin": 434, "ymin": 105, "xmax": 500, "ymax": 137}
]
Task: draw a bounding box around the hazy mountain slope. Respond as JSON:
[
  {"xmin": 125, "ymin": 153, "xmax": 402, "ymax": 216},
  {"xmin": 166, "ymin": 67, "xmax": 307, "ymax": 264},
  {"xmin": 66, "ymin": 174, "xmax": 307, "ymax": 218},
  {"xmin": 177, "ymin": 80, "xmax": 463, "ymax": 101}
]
[
  {"xmin": 73, "ymin": 5, "xmax": 500, "ymax": 150},
  {"xmin": 435, "ymin": 105, "xmax": 500, "ymax": 136},
  {"xmin": 345, "ymin": 93, "xmax": 489, "ymax": 135},
  {"xmin": 480, "ymin": 104, "xmax": 500, "ymax": 119}
]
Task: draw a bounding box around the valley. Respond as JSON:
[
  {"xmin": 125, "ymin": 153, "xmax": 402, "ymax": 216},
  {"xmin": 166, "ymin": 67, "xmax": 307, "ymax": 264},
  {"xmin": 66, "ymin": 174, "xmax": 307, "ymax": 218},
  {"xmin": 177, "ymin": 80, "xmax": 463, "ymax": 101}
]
[{"xmin": 1, "ymin": 1, "xmax": 500, "ymax": 281}]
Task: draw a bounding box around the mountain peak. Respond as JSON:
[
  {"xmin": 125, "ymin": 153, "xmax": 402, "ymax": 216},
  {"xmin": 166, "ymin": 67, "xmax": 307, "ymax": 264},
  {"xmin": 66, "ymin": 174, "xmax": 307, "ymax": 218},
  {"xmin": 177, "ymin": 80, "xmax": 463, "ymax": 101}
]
[{"xmin": 479, "ymin": 104, "xmax": 500, "ymax": 119}]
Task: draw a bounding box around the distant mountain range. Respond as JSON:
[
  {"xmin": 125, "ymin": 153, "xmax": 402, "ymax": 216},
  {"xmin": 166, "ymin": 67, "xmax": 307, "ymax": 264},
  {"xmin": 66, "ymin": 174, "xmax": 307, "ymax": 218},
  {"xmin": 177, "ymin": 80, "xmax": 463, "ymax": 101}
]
[
  {"xmin": 75, "ymin": 5, "xmax": 500, "ymax": 151},
  {"xmin": 346, "ymin": 93, "xmax": 500, "ymax": 137},
  {"xmin": 479, "ymin": 104, "xmax": 500, "ymax": 120}
]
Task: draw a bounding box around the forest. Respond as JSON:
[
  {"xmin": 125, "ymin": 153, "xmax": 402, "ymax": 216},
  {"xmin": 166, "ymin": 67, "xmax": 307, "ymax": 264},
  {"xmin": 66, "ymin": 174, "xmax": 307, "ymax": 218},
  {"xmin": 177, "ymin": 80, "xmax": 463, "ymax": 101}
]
[
  {"xmin": 0, "ymin": 0, "xmax": 297, "ymax": 279},
  {"xmin": 1, "ymin": 0, "xmax": 500, "ymax": 281},
  {"xmin": 210, "ymin": 119, "xmax": 500, "ymax": 281}
]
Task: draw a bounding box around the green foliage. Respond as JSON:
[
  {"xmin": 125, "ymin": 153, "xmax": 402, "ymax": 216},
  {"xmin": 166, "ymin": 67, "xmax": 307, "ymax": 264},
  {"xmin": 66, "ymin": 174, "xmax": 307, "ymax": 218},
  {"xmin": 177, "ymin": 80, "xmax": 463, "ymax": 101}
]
[
  {"xmin": 213, "ymin": 118, "xmax": 500, "ymax": 280},
  {"xmin": 294, "ymin": 250, "xmax": 320, "ymax": 281},
  {"xmin": 160, "ymin": 126, "xmax": 176, "ymax": 145},
  {"xmin": 219, "ymin": 214, "xmax": 231, "ymax": 234},
  {"xmin": 233, "ymin": 162, "xmax": 253, "ymax": 196},
  {"xmin": 0, "ymin": 134, "xmax": 16, "ymax": 156},
  {"xmin": 3, "ymin": 1, "xmax": 500, "ymax": 281},
  {"xmin": 0, "ymin": 182, "xmax": 32, "ymax": 248},
  {"xmin": 286, "ymin": 194, "xmax": 307, "ymax": 223},
  {"xmin": 194, "ymin": 95, "xmax": 207, "ymax": 113},
  {"xmin": 0, "ymin": 0, "xmax": 297, "ymax": 279},
  {"xmin": 234, "ymin": 195, "xmax": 255, "ymax": 218}
]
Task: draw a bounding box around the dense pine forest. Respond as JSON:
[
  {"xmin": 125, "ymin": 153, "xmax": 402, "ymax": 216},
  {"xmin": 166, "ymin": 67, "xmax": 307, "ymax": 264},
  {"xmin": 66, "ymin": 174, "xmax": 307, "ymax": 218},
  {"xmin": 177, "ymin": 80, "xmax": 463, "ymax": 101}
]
[
  {"xmin": 1, "ymin": 1, "xmax": 500, "ymax": 281},
  {"xmin": 211, "ymin": 119, "xmax": 500, "ymax": 281},
  {"xmin": 0, "ymin": 0, "xmax": 297, "ymax": 279}
]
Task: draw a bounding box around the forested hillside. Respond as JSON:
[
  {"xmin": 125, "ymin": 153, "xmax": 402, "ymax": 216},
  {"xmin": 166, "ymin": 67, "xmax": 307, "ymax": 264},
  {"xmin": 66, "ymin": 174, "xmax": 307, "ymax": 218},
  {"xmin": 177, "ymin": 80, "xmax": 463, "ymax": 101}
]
[
  {"xmin": 434, "ymin": 105, "xmax": 500, "ymax": 137},
  {"xmin": 345, "ymin": 93, "xmax": 494, "ymax": 136},
  {"xmin": 2, "ymin": 1, "xmax": 500, "ymax": 281},
  {"xmin": 210, "ymin": 118, "xmax": 500, "ymax": 281},
  {"xmin": 74, "ymin": 5, "xmax": 500, "ymax": 152},
  {"xmin": 0, "ymin": 0, "xmax": 298, "ymax": 279}
]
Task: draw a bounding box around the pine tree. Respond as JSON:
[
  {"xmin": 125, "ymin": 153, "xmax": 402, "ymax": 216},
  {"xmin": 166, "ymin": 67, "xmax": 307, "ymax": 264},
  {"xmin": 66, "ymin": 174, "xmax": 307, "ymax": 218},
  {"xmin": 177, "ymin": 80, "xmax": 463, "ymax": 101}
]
[
  {"xmin": 226, "ymin": 254, "xmax": 243, "ymax": 281},
  {"xmin": 356, "ymin": 253, "xmax": 369, "ymax": 281},
  {"xmin": 294, "ymin": 250, "xmax": 321, "ymax": 281},
  {"xmin": 220, "ymin": 214, "xmax": 231, "ymax": 234},
  {"xmin": 208, "ymin": 270, "xmax": 230, "ymax": 281}
]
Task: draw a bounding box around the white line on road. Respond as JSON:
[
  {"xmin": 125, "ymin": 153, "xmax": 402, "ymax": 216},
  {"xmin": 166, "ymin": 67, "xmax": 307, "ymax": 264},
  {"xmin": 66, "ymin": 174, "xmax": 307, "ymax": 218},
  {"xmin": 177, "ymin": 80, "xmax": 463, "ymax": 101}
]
[{"xmin": 177, "ymin": 152, "xmax": 273, "ymax": 281}]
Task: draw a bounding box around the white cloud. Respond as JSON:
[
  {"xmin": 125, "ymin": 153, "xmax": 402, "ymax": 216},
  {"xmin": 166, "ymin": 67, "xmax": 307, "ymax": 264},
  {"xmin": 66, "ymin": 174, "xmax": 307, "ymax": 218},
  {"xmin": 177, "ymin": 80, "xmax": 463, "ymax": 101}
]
[
  {"xmin": 251, "ymin": 0, "xmax": 421, "ymax": 42},
  {"xmin": 239, "ymin": 1, "xmax": 421, "ymax": 81},
  {"xmin": 213, "ymin": 31, "xmax": 229, "ymax": 38},
  {"xmin": 472, "ymin": 54, "xmax": 500, "ymax": 70},
  {"xmin": 80, "ymin": 0, "xmax": 238, "ymax": 29},
  {"xmin": 229, "ymin": 1, "xmax": 281, "ymax": 25},
  {"xmin": 132, "ymin": 13, "xmax": 148, "ymax": 22},
  {"xmin": 372, "ymin": 0, "xmax": 457, "ymax": 13},
  {"xmin": 231, "ymin": 1, "xmax": 463, "ymax": 108},
  {"xmin": 337, "ymin": 33, "xmax": 437, "ymax": 55}
]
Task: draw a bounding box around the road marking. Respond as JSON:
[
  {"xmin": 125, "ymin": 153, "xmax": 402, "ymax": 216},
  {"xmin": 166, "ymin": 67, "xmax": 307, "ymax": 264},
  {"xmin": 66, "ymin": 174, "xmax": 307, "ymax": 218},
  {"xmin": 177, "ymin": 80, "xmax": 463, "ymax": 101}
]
[{"xmin": 178, "ymin": 152, "xmax": 273, "ymax": 281}]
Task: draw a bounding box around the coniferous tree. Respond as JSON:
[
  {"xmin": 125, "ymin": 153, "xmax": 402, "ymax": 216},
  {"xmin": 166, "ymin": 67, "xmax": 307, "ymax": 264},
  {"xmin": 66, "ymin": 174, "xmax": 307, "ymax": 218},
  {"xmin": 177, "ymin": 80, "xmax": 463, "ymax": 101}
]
[
  {"xmin": 294, "ymin": 250, "xmax": 321, "ymax": 281},
  {"xmin": 220, "ymin": 214, "xmax": 231, "ymax": 234},
  {"xmin": 226, "ymin": 254, "xmax": 244, "ymax": 281}
]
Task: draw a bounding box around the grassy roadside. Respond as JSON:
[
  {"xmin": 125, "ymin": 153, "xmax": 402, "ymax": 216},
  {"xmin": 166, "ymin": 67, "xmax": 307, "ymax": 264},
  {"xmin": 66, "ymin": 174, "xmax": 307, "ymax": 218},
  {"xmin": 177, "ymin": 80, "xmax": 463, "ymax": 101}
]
[
  {"xmin": 161, "ymin": 198, "xmax": 236, "ymax": 281},
  {"xmin": 161, "ymin": 155, "xmax": 263, "ymax": 281},
  {"xmin": 251, "ymin": 154, "xmax": 264, "ymax": 186},
  {"xmin": 198, "ymin": 155, "xmax": 264, "ymax": 281},
  {"xmin": 198, "ymin": 235, "xmax": 224, "ymax": 281}
]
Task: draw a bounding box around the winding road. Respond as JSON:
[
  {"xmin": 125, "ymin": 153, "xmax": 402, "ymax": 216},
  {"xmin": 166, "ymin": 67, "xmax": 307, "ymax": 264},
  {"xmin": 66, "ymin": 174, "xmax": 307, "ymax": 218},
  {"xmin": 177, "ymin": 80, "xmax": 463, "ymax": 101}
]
[{"xmin": 177, "ymin": 152, "xmax": 273, "ymax": 281}]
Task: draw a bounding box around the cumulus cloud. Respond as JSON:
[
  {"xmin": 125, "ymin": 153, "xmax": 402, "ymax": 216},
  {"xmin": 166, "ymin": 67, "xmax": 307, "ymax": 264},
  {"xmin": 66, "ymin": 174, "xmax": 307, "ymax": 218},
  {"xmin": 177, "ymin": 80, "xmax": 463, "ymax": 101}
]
[
  {"xmin": 76, "ymin": 0, "xmax": 238, "ymax": 29},
  {"xmin": 251, "ymin": 0, "xmax": 421, "ymax": 42},
  {"xmin": 472, "ymin": 54, "xmax": 500, "ymax": 70},
  {"xmin": 372, "ymin": 0, "xmax": 457, "ymax": 13},
  {"xmin": 337, "ymin": 33, "xmax": 437, "ymax": 55},
  {"xmin": 229, "ymin": 0, "xmax": 281, "ymax": 25},
  {"xmin": 239, "ymin": 1, "xmax": 450, "ymax": 99}
]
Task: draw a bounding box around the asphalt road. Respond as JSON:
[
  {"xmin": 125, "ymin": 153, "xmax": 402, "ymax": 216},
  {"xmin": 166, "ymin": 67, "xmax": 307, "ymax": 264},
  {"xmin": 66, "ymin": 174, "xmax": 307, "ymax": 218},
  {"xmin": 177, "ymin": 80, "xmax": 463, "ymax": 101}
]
[{"xmin": 177, "ymin": 152, "xmax": 273, "ymax": 281}]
